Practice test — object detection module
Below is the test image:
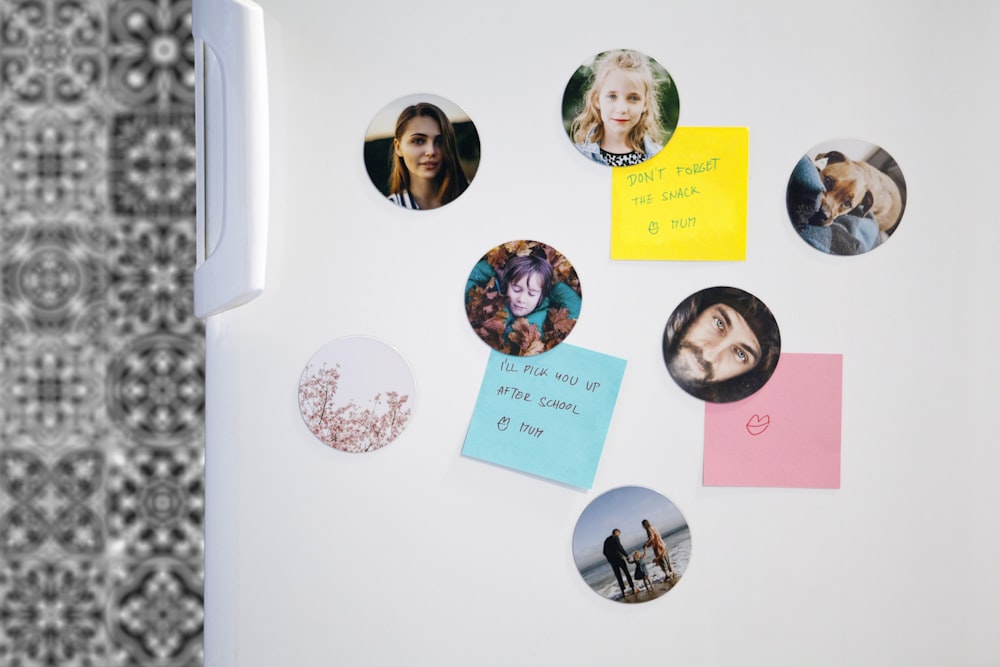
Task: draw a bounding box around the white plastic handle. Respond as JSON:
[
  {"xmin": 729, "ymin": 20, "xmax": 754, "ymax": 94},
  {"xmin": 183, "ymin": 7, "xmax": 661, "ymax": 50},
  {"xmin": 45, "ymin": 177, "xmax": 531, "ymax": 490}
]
[{"xmin": 193, "ymin": 0, "xmax": 269, "ymax": 318}]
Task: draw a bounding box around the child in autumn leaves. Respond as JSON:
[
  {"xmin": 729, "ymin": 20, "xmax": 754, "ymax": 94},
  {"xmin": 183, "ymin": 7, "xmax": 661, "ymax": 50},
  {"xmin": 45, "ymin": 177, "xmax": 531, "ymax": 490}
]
[{"xmin": 465, "ymin": 241, "xmax": 582, "ymax": 356}]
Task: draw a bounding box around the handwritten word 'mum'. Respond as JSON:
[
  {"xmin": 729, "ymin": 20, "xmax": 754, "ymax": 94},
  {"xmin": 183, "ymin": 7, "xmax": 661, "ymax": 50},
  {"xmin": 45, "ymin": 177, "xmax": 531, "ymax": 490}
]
[{"xmin": 519, "ymin": 421, "xmax": 543, "ymax": 438}]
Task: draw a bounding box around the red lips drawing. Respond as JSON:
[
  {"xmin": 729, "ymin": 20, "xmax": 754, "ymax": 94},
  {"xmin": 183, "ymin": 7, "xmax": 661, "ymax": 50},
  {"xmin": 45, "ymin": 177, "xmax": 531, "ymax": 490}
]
[{"xmin": 745, "ymin": 414, "xmax": 770, "ymax": 436}]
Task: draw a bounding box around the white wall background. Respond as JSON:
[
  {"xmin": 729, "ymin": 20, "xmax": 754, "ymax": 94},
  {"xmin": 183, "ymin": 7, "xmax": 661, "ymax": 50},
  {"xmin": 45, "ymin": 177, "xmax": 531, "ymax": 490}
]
[{"xmin": 203, "ymin": 1, "xmax": 1000, "ymax": 665}]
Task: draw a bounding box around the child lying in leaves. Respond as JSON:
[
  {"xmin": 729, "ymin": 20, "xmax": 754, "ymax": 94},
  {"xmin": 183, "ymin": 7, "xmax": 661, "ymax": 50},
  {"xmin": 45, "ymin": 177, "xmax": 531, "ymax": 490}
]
[{"xmin": 465, "ymin": 240, "xmax": 582, "ymax": 356}]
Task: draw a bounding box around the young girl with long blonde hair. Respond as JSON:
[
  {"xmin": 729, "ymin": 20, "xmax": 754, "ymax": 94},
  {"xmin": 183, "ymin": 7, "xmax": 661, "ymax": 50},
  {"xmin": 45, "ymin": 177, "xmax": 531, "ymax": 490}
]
[{"xmin": 571, "ymin": 50, "xmax": 666, "ymax": 167}]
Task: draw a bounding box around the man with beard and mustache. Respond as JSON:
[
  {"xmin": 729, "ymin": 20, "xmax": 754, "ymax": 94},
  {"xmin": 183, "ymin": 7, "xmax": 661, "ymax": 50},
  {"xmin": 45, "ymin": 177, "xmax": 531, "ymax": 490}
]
[{"xmin": 663, "ymin": 287, "xmax": 781, "ymax": 403}]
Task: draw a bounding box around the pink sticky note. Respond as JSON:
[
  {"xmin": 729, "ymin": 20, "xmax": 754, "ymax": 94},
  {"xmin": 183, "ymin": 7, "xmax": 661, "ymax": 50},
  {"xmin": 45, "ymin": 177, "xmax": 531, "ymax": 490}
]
[{"xmin": 704, "ymin": 353, "xmax": 842, "ymax": 488}]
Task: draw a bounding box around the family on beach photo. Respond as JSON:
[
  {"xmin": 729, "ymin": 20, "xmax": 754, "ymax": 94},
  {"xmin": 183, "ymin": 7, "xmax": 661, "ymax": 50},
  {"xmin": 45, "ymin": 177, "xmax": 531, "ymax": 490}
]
[
  {"xmin": 573, "ymin": 486, "xmax": 691, "ymax": 604},
  {"xmin": 601, "ymin": 519, "xmax": 678, "ymax": 600}
]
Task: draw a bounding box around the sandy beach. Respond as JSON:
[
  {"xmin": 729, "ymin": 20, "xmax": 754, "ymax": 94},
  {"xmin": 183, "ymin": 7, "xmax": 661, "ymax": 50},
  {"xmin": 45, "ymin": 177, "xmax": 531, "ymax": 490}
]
[{"xmin": 620, "ymin": 575, "xmax": 679, "ymax": 604}]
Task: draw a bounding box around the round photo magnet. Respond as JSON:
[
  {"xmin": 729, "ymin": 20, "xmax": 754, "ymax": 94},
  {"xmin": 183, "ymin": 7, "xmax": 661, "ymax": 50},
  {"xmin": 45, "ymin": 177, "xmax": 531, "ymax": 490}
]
[
  {"xmin": 363, "ymin": 93, "xmax": 480, "ymax": 211},
  {"xmin": 572, "ymin": 486, "xmax": 691, "ymax": 604},
  {"xmin": 464, "ymin": 240, "xmax": 582, "ymax": 357},
  {"xmin": 561, "ymin": 49, "xmax": 679, "ymax": 167},
  {"xmin": 786, "ymin": 138, "xmax": 906, "ymax": 255},
  {"xmin": 662, "ymin": 286, "xmax": 781, "ymax": 403},
  {"xmin": 298, "ymin": 336, "xmax": 415, "ymax": 453}
]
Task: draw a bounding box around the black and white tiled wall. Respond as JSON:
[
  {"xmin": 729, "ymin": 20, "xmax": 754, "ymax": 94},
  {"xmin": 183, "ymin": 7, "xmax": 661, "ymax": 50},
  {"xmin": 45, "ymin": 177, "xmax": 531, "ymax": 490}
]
[{"xmin": 0, "ymin": 0, "xmax": 204, "ymax": 664}]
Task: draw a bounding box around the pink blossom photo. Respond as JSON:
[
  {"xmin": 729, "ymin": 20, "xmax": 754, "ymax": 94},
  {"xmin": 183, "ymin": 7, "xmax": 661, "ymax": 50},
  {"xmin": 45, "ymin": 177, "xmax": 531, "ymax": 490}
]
[{"xmin": 298, "ymin": 336, "xmax": 415, "ymax": 453}]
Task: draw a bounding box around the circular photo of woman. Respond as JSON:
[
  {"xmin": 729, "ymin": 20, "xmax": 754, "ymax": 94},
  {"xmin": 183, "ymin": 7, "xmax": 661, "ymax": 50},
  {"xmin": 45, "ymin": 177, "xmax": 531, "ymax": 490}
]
[
  {"xmin": 363, "ymin": 94, "xmax": 481, "ymax": 211},
  {"xmin": 662, "ymin": 286, "xmax": 780, "ymax": 403},
  {"xmin": 786, "ymin": 138, "xmax": 906, "ymax": 255},
  {"xmin": 572, "ymin": 486, "xmax": 691, "ymax": 604},
  {"xmin": 562, "ymin": 49, "xmax": 679, "ymax": 167},
  {"xmin": 464, "ymin": 240, "xmax": 582, "ymax": 357},
  {"xmin": 298, "ymin": 336, "xmax": 415, "ymax": 453}
]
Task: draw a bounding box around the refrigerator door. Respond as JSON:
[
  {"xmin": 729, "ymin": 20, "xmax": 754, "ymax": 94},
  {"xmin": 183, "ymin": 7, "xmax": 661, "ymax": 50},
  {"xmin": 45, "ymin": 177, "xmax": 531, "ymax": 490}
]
[
  {"xmin": 199, "ymin": 1, "xmax": 1000, "ymax": 665},
  {"xmin": 194, "ymin": 0, "xmax": 269, "ymax": 318}
]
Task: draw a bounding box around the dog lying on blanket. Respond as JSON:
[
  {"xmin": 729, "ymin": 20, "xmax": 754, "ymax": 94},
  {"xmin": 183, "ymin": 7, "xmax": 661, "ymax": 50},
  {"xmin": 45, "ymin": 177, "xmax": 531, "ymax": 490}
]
[{"xmin": 812, "ymin": 151, "xmax": 902, "ymax": 234}]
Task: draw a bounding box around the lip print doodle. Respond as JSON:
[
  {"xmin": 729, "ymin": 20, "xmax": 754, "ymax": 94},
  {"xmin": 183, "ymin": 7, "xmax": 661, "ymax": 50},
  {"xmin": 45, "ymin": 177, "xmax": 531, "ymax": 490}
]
[{"xmin": 745, "ymin": 414, "xmax": 770, "ymax": 436}]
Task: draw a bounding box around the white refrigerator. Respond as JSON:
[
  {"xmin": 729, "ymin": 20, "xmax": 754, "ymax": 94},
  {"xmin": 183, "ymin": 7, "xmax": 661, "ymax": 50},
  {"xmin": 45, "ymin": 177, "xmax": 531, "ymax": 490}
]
[{"xmin": 194, "ymin": 1, "xmax": 1000, "ymax": 665}]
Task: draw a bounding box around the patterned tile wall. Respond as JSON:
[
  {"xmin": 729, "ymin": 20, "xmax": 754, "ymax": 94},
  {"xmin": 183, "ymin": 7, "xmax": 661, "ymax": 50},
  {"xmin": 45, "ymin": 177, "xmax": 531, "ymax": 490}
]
[{"xmin": 0, "ymin": 0, "xmax": 204, "ymax": 664}]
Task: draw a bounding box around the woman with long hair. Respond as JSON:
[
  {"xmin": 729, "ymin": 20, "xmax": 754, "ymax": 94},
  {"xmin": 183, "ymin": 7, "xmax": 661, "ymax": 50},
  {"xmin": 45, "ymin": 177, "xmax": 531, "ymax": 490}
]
[{"xmin": 387, "ymin": 102, "xmax": 469, "ymax": 210}]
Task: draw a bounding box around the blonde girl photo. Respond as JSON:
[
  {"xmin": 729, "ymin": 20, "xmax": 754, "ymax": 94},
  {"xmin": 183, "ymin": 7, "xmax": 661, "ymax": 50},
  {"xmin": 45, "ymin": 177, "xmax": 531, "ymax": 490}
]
[{"xmin": 563, "ymin": 49, "xmax": 679, "ymax": 167}]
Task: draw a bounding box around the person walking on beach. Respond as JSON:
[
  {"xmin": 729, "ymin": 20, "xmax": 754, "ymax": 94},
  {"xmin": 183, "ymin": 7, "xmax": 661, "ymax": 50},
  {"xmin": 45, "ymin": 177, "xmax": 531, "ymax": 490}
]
[
  {"xmin": 642, "ymin": 519, "xmax": 676, "ymax": 583},
  {"xmin": 602, "ymin": 529, "xmax": 636, "ymax": 598}
]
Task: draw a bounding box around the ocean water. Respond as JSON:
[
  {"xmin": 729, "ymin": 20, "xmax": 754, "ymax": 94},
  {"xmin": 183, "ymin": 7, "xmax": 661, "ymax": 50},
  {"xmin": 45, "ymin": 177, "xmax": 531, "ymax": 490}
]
[{"xmin": 579, "ymin": 527, "xmax": 692, "ymax": 600}]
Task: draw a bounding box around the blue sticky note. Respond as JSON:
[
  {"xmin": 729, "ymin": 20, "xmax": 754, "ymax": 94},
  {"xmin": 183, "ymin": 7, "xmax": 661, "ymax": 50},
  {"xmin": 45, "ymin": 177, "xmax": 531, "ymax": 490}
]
[{"xmin": 462, "ymin": 344, "xmax": 627, "ymax": 488}]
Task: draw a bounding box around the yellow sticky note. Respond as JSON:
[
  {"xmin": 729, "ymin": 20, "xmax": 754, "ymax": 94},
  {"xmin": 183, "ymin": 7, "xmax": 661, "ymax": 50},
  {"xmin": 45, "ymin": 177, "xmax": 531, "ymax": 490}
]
[{"xmin": 611, "ymin": 127, "xmax": 748, "ymax": 261}]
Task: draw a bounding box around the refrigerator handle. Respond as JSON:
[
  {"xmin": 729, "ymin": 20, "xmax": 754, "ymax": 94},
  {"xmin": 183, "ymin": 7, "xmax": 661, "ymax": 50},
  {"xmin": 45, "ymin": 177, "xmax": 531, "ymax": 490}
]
[{"xmin": 193, "ymin": 0, "xmax": 269, "ymax": 318}]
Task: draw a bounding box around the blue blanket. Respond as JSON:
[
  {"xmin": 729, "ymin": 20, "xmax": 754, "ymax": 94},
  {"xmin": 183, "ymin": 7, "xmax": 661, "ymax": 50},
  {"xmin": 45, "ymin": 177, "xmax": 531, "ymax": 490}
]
[{"xmin": 786, "ymin": 155, "xmax": 882, "ymax": 255}]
